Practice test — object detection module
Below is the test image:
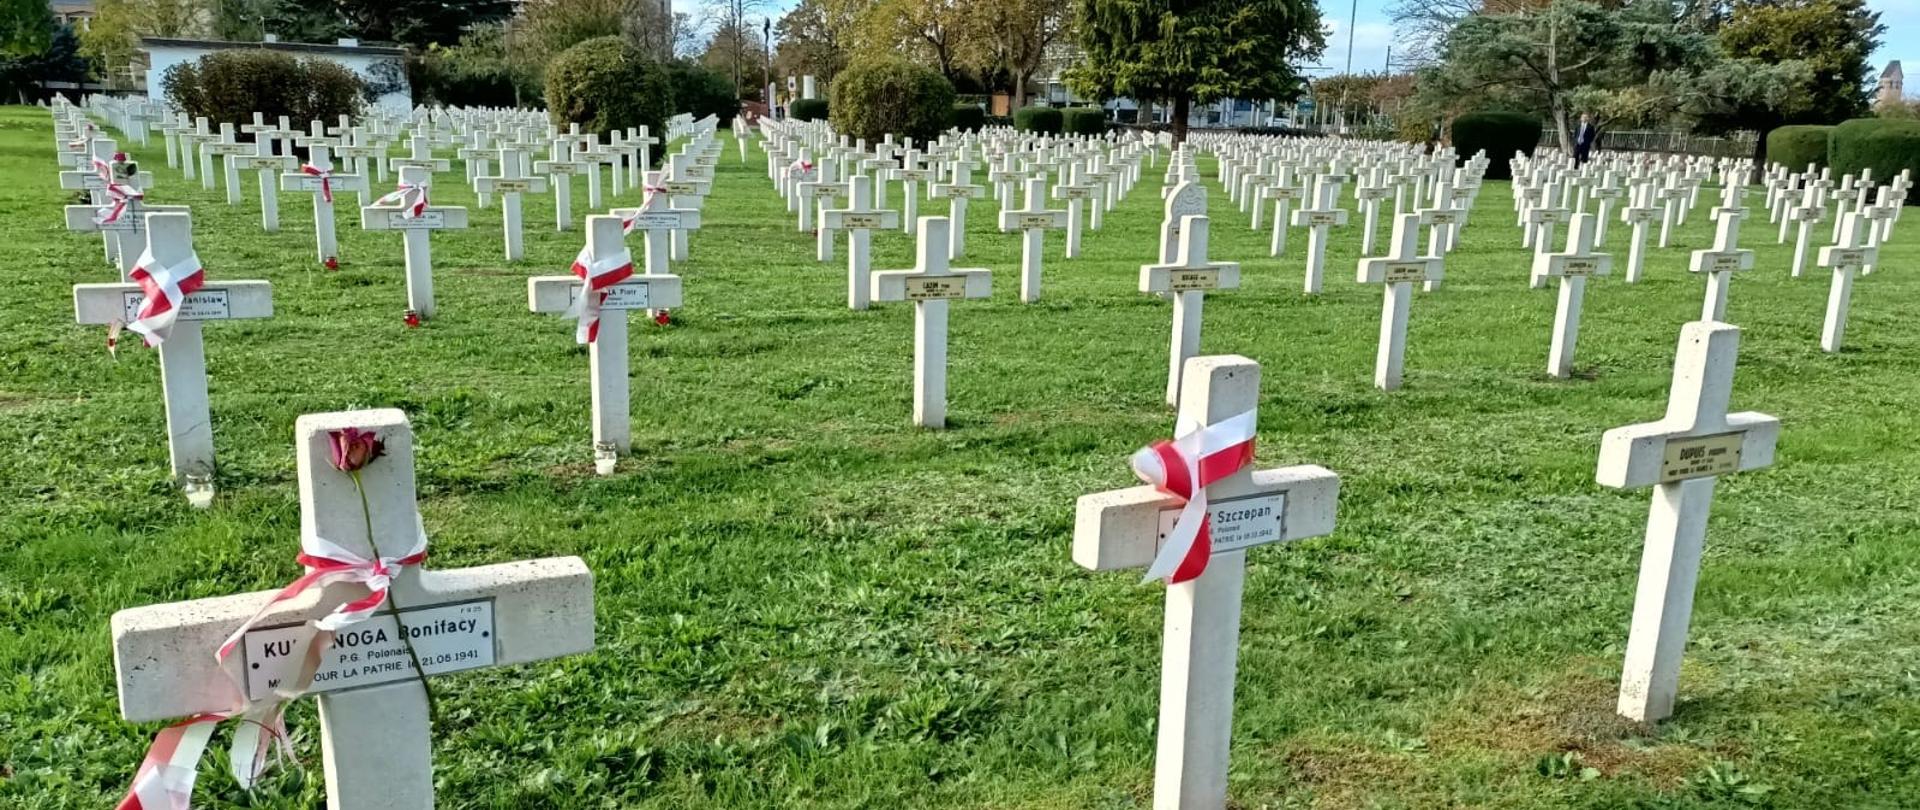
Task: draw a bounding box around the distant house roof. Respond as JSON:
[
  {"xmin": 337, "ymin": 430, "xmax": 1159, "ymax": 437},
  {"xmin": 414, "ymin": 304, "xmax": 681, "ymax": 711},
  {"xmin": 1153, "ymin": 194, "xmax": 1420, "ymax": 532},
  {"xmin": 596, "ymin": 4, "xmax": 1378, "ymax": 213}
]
[
  {"xmin": 1884, "ymin": 61, "xmax": 1903, "ymax": 80},
  {"xmin": 139, "ymin": 37, "xmax": 406, "ymax": 58}
]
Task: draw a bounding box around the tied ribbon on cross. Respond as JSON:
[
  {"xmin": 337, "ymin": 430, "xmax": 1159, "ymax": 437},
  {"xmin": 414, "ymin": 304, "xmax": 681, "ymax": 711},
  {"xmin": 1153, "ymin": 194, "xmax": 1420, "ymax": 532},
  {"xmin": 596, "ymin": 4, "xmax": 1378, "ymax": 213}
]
[
  {"xmin": 125, "ymin": 247, "xmax": 207, "ymax": 348},
  {"xmin": 93, "ymin": 156, "xmax": 145, "ymax": 226},
  {"xmin": 66, "ymin": 121, "xmax": 95, "ymax": 152},
  {"xmin": 300, "ymin": 163, "xmax": 334, "ymax": 203},
  {"xmin": 620, "ymin": 184, "xmax": 671, "ymax": 235},
  {"xmin": 1129, "ymin": 409, "xmax": 1258, "ymax": 584},
  {"xmin": 789, "ymin": 158, "xmax": 814, "ymax": 180},
  {"xmin": 374, "ymin": 181, "xmax": 429, "ymax": 219},
  {"xmin": 117, "ymin": 522, "xmax": 431, "ymax": 810},
  {"xmin": 566, "ymin": 245, "xmax": 635, "ymax": 343}
]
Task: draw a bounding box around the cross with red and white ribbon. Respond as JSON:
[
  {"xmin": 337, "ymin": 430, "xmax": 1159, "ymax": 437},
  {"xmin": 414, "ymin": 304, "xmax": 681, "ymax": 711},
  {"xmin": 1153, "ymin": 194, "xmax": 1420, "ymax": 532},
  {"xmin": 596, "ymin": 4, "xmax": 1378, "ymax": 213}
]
[
  {"xmin": 117, "ymin": 523, "xmax": 431, "ymax": 810},
  {"xmin": 620, "ymin": 184, "xmax": 671, "ymax": 234},
  {"xmin": 789, "ymin": 158, "xmax": 814, "ymax": 179},
  {"xmin": 374, "ymin": 181, "xmax": 429, "ymax": 218},
  {"xmin": 566, "ymin": 245, "xmax": 635, "ymax": 343},
  {"xmin": 93, "ymin": 156, "xmax": 145, "ymax": 225},
  {"xmin": 1129, "ymin": 410, "xmax": 1257, "ymax": 584},
  {"xmin": 301, "ymin": 163, "xmax": 334, "ymax": 203},
  {"xmin": 125, "ymin": 249, "xmax": 207, "ymax": 347}
]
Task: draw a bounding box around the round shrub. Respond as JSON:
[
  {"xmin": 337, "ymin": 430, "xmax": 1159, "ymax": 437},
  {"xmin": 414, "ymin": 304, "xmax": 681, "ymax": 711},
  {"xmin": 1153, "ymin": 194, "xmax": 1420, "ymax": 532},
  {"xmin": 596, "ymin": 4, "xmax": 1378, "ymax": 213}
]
[
  {"xmin": 1449, "ymin": 112, "xmax": 1542, "ymax": 179},
  {"xmin": 1767, "ymin": 125, "xmax": 1832, "ymax": 172},
  {"xmin": 668, "ymin": 60, "xmax": 741, "ymax": 122},
  {"xmin": 1014, "ymin": 106, "xmax": 1061, "ymax": 134},
  {"xmin": 545, "ymin": 36, "xmax": 672, "ymax": 144},
  {"xmin": 790, "ymin": 98, "xmax": 829, "ymax": 122},
  {"xmin": 162, "ymin": 50, "xmax": 363, "ymax": 129},
  {"xmin": 950, "ymin": 104, "xmax": 986, "ymax": 132},
  {"xmin": 1829, "ymin": 118, "xmax": 1920, "ymax": 199},
  {"xmin": 1061, "ymin": 107, "xmax": 1106, "ymax": 136},
  {"xmin": 827, "ymin": 58, "xmax": 955, "ymax": 143}
]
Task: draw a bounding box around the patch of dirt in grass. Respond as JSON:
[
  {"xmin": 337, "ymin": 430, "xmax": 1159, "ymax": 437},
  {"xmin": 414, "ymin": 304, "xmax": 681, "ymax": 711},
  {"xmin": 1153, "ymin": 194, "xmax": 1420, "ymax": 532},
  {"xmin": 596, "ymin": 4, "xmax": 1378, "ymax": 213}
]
[
  {"xmin": 1422, "ymin": 666, "xmax": 1706, "ymax": 785},
  {"xmin": 1278, "ymin": 741, "xmax": 1423, "ymax": 807}
]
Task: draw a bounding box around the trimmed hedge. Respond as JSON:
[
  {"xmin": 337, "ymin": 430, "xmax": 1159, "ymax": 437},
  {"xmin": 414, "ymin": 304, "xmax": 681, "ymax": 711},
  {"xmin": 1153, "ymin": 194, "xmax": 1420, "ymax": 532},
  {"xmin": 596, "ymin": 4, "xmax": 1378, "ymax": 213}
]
[
  {"xmin": 1449, "ymin": 112, "xmax": 1541, "ymax": 179},
  {"xmin": 1061, "ymin": 107, "xmax": 1106, "ymax": 135},
  {"xmin": 826, "ymin": 58, "xmax": 954, "ymax": 142},
  {"xmin": 545, "ymin": 37, "xmax": 672, "ymax": 147},
  {"xmin": 162, "ymin": 50, "xmax": 363, "ymax": 129},
  {"xmin": 667, "ymin": 60, "xmax": 741, "ymax": 122},
  {"xmin": 1767, "ymin": 125, "xmax": 1832, "ymax": 172},
  {"xmin": 950, "ymin": 104, "xmax": 986, "ymax": 132},
  {"xmin": 1829, "ymin": 118, "xmax": 1920, "ymax": 200},
  {"xmin": 790, "ymin": 98, "xmax": 829, "ymax": 122},
  {"xmin": 1014, "ymin": 106, "xmax": 1061, "ymax": 134}
]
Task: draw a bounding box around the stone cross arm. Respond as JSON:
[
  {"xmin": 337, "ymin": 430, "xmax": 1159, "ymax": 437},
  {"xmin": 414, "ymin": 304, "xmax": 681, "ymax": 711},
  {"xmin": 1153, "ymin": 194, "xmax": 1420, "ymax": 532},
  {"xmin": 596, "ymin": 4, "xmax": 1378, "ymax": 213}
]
[
  {"xmin": 1595, "ymin": 413, "xmax": 1779, "ymax": 489},
  {"xmin": 474, "ymin": 175, "xmax": 548, "ymax": 194},
  {"xmin": 360, "ymin": 207, "xmax": 470, "ymax": 231},
  {"xmin": 111, "ymin": 558, "xmax": 593, "ymax": 722},
  {"xmin": 823, "ymin": 208, "xmax": 899, "ymax": 230},
  {"xmin": 871, "ymin": 268, "xmax": 991, "ymax": 302},
  {"xmin": 75, "ymin": 281, "xmax": 274, "ymax": 324},
  {"xmin": 528, "ymin": 274, "xmax": 685, "ymax": 313},
  {"xmin": 1072, "ymin": 465, "xmax": 1339, "ymax": 571}
]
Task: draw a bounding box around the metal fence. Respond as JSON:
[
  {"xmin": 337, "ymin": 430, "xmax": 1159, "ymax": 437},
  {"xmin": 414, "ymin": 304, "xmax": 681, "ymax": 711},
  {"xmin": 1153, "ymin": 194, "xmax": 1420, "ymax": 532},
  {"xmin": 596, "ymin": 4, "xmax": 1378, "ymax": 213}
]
[{"xmin": 1540, "ymin": 129, "xmax": 1758, "ymax": 159}]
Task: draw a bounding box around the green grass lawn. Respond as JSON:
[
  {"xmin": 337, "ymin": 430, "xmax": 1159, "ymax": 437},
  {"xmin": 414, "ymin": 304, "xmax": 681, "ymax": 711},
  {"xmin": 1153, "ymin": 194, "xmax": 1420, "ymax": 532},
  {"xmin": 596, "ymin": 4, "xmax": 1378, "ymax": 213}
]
[{"xmin": 4, "ymin": 104, "xmax": 1920, "ymax": 808}]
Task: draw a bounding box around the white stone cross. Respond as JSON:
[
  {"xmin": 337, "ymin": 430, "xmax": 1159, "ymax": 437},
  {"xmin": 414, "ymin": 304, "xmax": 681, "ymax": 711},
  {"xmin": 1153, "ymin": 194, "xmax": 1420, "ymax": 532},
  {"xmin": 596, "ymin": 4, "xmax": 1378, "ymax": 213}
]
[
  {"xmin": 1053, "ymin": 162, "xmax": 1099, "ymax": 259},
  {"xmin": 997, "ymin": 174, "xmax": 1069, "ymax": 303},
  {"xmin": 1290, "ymin": 176, "xmax": 1349, "ymax": 294},
  {"xmin": 1357, "ymin": 213, "xmax": 1444, "ymax": 391},
  {"xmin": 1596, "ymin": 320, "xmax": 1778, "ymax": 723},
  {"xmin": 1532, "ymin": 212, "xmax": 1613, "ymax": 379},
  {"xmin": 1816, "ymin": 211, "xmax": 1876, "ymax": 353},
  {"xmin": 1072, "ymin": 354, "xmax": 1339, "ymax": 810},
  {"xmin": 534, "ymin": 138, "xmax": 588, "ymax": 231},
  {"xmin": 388, "ymin": 134, "xmax": 451, "ymax": 175},
  {"xmin": 1526, "ymin": 181, "xmax": 1573, "ymax": 289},
  {"xmin": 1688, "ymin": 209, "xmax": 1755, "ymax": 322},
  {"xmin": 869, "ymin": 216, "xmax": 992, "ymax": 428},
  {"xmin": 615, "ymin": 170, "xmax": 704, "ymax": 319},
  {"xmin": 821, "ymin": 174, "xmax": 899, "ymax": 310},
  {"xmin": 282, "ymin": 144, "xmax": 368, "ymax": 269},
  {"xmin": 1858, "ymin": 187, "xmax": 1898, "ymax": 275},
  {"xmin": 1143, "ymin": 215, "xmax": 1241, "ymax": 407},
  {"xmin": 1618, "ymin": 181, "xmax": 1660, "ymax": 283},
  {"xmin": 889, "ymin": 152, "xmax": 936, "ymax": 235},
  {"xmin": 1260, "ymin": 166, "xmax": 1303, "ymax": 257},
  {"xmin": 359, "ymin": 167, "xmax": 470, "ymax": 321},
  {"xmin": 205, "ymin": 123, "xmax": 255, "ymax": 205},
  {"xmin": 931, "ymin": 158, "xmax": 986, "ymax": 258},
  {"xmin": 111, "ymin": 408, "xmax": 594, "ymax": 808},
  {"xmin": 1355, "ymin": 165, "xmax": 1393, "ymax": 255},
  {"xmin": 231, "ymin": 134, "xmax": 297, "ymax": 232},
  {"xmin": 72, "ymin": 212, "xmax": 273, "ymax": 505},
  {"xmin": 472, "ymin": 148, "xmax": 548, "ymax": 261},
  {"xmin": 528, "ymin": 215, "xmax": 684, "ymax": 472},
  {"xmin": 1162, "ymin": 180, "xmax": 1209, "ymax": 265},
  {"xmin": 798, "ymin": 155, "xmax": 849, "ymax": 260}
]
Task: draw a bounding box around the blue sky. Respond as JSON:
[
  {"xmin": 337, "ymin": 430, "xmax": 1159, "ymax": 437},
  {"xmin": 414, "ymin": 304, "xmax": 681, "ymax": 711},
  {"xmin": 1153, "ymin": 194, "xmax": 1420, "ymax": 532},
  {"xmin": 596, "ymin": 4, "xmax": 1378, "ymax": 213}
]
[{"xmin": 678, "ymin": 0, "xmax": 1917, "ymax": 94}]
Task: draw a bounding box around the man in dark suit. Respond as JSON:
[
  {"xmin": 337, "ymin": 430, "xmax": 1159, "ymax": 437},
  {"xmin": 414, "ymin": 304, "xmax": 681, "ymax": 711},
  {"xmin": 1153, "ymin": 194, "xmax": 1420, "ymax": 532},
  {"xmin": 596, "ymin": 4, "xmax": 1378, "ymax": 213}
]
[{"xmin": 1574, "ymin": 113, "xmax": 1598, "ymax": 165}]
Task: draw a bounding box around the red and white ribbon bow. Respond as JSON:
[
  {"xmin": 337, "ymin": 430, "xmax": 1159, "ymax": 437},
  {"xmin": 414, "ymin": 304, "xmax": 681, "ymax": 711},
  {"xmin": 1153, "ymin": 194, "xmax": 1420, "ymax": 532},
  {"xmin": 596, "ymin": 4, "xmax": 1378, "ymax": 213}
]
[
  {"xmin": 93, "ymin": 157, "xmax": 146, "ymax": 225},
  {"xmin": 66, "ymin": 122, "xmax": 94, "ymax": 152},
  {"xmin": 1130, "ymin": 410, "xmax": 1257, "ymax": 584},
  {"xmin": 126, "ymin": 248, "xmax": 206, "ymax": 347},
  {"xmin": 566, "ymin": 245, "xmax": 635, "ymax": 343},
  {"xmin": 789, "ymin": 159, "xmax": 814, "ymax": 179},
  {"xmin": 620, "ymin": 185, "xmax": 671, "ymax": 234},
  {"xmin": 119, "ymin": 523, "xmax": 430, "ymax": 810},
  {"xmin": 374, "ymin": 182, "xmax": 429, "ymax": 218},
  {"xmin": 301, "ymin": 164, "xmax": 334, "ymax": 203}
]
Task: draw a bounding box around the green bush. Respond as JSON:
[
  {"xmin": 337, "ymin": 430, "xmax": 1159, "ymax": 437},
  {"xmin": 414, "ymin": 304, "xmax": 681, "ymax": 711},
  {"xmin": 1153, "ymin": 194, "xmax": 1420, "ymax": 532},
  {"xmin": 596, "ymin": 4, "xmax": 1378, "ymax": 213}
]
[
  {"xmin": 1767, "ymin": 125, "xmax": 1832, "ymax": 172},
  {"xmin": 1829, "ymin": 118, "xmax": 1920, "ymax": 198},
  {"xmin": 790, "ymin": 98, "xmax": 829, "ymax": 121},
  {"xmin": 950, "ymin": 104, "xmax": 986, "ymax": 132},
  {"xmin": 1449, "ymin": 112, "xmax": 1541, "ymax": 179},
  {"xmin": 667, "ymin": 60, "xmax": 741, "ymax": 122},
  {"xmin": 1014, "ymin": 106, "xmax": 1061, "ymax": 133},
  {"xmin": 826, "ymin": 58, "xmax": 955, "ymax": 142},
  {"xmin": 1060, "ymin": 107, "xmax": 1106, "ymax": 136},
  {"xmin": 545, "ymin": 36, "xmax": 672, "ymax": 146},
  {"xmin": 162, "ymin": 50, "xmax": 363, "ymax": 129}
]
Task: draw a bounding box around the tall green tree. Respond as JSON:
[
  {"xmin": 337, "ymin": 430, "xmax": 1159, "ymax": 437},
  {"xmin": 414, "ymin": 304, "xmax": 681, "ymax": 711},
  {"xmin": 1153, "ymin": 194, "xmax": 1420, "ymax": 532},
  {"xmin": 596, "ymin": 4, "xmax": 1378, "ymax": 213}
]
[
  {"xmin": 1420, "ymin": 0, "xmax": 1723, "ymax": 149},
  {"xmin": 1066, "ymin": 0, "xmax": 1324, "ymax": 142},
  {"xmin": 1711, "ymin": 0, "xmax": 1879, "ymax": 126}
]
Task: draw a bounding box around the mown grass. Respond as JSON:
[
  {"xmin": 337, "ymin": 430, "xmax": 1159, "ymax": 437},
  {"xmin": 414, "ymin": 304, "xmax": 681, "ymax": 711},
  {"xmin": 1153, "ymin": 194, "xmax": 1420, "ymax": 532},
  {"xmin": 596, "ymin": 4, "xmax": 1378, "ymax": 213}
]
[{"xmin": 3, "ymin": 104, "xmax": 1919, "ymax": 808}]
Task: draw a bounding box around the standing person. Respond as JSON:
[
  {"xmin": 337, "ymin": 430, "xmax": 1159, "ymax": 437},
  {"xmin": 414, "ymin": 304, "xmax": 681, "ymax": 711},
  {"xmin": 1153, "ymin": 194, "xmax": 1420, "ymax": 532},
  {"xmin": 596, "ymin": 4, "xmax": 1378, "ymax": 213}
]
[{"xmin": 1574, "ymin": 113, "xmax": 1598, "ymax": 165}]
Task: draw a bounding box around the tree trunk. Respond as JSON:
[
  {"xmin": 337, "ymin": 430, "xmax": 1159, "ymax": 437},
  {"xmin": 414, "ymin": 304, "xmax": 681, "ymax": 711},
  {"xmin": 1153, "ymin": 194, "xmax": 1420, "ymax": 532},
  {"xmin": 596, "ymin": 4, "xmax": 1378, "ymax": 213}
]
[
  {"xmin": 1014, "ymin": 72, "xmax": 1026, "ymax": 111},
  {"xmin": 1172, "ymin": 93, "xmax": 1191, "ymax": 143},
  {"xmin": 1552, "ymin": 97, "xmax": 1572, "ymax": 154},
  {"xmin": 1750, "ymin": 128, "xmax": 1769, "ymax": 185}
]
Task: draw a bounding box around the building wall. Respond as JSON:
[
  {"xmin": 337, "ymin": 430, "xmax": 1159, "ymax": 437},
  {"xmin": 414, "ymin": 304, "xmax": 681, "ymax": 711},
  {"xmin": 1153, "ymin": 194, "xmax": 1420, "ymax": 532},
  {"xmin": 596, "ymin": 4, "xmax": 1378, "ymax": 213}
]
[{"xmin": 142, "ymin": 43, "xmax": 413, "ymax": 115}]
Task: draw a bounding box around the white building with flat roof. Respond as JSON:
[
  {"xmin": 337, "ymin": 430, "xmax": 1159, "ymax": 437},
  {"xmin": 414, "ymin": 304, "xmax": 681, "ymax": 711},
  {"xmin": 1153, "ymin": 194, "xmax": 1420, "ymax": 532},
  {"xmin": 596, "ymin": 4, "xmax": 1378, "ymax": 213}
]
[{"xmin": 139, "ymin": 37, "xmax": 412, "ymax": 114}]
